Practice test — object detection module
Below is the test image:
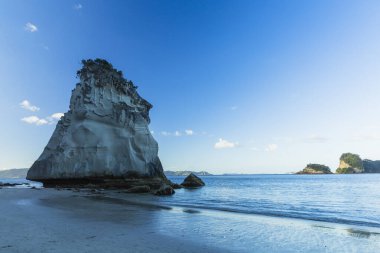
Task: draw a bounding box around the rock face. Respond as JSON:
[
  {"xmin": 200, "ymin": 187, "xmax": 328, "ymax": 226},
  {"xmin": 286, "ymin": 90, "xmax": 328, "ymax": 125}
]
[
  {"xmin": 296, "ymin": 164, "xmax": 332, "ymax": 174},
  {"xmin": 362, "ymin": 159, "xmax": 380, "ymax": 173},
  {"xmin": 180, "ymin": 173, "xmax": 205, "ymax": 188},
  {"xmin": 336, "ymin": 153, "xmax": 364, "ymax": 174},
  {"xmin": 336, "ymin": 153, "xmax": 380, "ymax": 174},
  {"xmin": 27, "ymin": 59, "xmax": 172, "ymax": 193}
]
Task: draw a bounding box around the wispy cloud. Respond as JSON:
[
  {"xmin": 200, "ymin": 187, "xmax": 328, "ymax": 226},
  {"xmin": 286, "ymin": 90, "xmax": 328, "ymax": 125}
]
[
  {"xmin": 73, "ymin": 3, "xmax": 82, "ymax": 10},
  {"xmin": 21, "ymin": 116, "xmax": 48, "ymax": 126},
  {"xmin": 21, "ymin": 113, "xmax": 64, "ymax": 126},
  {"xmin": 24, "ymin": 22, "xmax": 38, "ymax": 32},
  {"xmin": 303, "ymin": 134, "xmax": 329, "ymax": 143},
  {"xmin": 350, "ymin": 134, "xmax": 380, "ymax": 141},
  {"xmin": 20, "ymin": 100, "xmax": 40, "ymax": 112},
  {"xmin": 230, "ymin": 106, "xmax": 238, "ymax": 111},
  {"xmin": 265, "ymin": 144, "xmax": 278, "ymax": 152},
  {"xmin": 214, "ymin": 138, "xmax": 238, "ymax": 149},
  {"xmin": 161, "ymin": 129, "xmax": 196, "ymax": 137},
  {"xmin": 48, "ymin": 113, "xmax": 64, "ymax": 121}
]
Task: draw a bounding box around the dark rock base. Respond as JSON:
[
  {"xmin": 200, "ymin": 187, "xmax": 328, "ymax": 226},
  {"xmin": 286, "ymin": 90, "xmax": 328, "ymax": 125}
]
[{"xmin": 34, "ymin": 177, "xmax": 175, "ymax": 195}]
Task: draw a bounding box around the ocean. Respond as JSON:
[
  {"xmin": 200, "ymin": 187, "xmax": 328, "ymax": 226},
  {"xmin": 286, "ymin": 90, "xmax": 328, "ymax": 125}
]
[
  {"xmin": 2, "ymin": 174, "xmax": 380, "ymax": 252},
  {"xmin": 2, "ymin": 174, "xmax": 380, "ymax": 229},
  {"xmin": 166, "ymin": 174, "xmax": 380, "ymax": 229}
]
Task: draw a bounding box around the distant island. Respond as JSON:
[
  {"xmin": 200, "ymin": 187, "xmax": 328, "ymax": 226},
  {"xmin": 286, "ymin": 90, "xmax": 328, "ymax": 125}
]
[
  {"xmin": 296, "ymin": 152, "xmax": 380, "ymax": 175},
  {"xmin": 336, "ymin": 153, "xmax": 380, "ymax": 174},
  {"xmin": 164, "ymin": 171, "xmax": 213, "ymax": 176},
  {"xmin": 296, "ymin": 164, "xmax": 332, "ymax": 174},
  {"xmin": 0, "ymin": 168, "xmax": 28, "ymax": 179}
]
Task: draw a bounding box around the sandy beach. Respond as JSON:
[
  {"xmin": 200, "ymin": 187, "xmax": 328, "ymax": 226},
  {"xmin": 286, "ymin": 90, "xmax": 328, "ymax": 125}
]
[
  {"xmin": 1, "ymin": 187, "xmax": 380, "ymax": 253},
  {"xmin": 0, "ymin": 188, "xmax": 226, "ymax": 253}
]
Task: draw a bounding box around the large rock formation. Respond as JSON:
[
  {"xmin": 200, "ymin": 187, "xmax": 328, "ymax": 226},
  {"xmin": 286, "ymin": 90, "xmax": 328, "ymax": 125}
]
[
  {"xmin": 296, "ymin": 164, "xmax": 332, "ymax": 174},
  {"xmin": 27, "ymin": 59, "xmax": 173, "ymax": 193},
  {"xmin": 336, "ymin": 153, "xmax": 364, "ymax": 174},
  {"xmin": 336, "ymin": 153, "xmax": 380, "ymax": 174}
]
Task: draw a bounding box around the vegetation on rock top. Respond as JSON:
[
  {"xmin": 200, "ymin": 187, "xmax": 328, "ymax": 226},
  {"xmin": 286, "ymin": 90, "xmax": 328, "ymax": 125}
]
[
  {"xmin": 296, "ymin": 164, "xmax": 332, "ymax": 174},
  {"xmin": 336, "ymin": 153, "xmax": 364, "ymax": 174}
]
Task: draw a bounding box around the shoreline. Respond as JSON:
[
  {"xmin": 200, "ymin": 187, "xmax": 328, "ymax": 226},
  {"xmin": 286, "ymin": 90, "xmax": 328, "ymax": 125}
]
[{"xmin": 1, "ymin": 188, "xmax": 380, "ymax": 252}]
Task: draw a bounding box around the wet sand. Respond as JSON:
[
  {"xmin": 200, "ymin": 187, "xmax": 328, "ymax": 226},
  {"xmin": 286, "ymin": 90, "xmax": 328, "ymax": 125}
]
[
  {"xmin": 1, "ymin": 188, "xmax": 380, "ymax": 253},
  {"xmin": 0, "ymin": 188, "xmax": 226, "ymax": 253}
]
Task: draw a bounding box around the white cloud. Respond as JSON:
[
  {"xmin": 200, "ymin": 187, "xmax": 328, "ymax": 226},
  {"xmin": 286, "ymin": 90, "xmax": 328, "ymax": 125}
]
[
  {"xmin": 21, "ymin": 116, "xmax": 48, "ymax": 126},
  {"xmin": 24, "ymin": 22, "xmax": 38, "ymax": 32},
  {"xmin": 20, "ymin": 100, "xmax": 40, "ymax": 112},
  {"xmin": 73, "ymin": 3, "xmax": 82, "ymax": 10},
  {"xmin": 265, "ymin": 144, "xmax": 278, "ymax": 152},
  {"xmin": 185, "ymin": 129, "xmax": 194, "ymax": 136},
  {"xmin": 161, "ymin": 131, "xmax": 170, "ymax": 136},
  {"xmin": 50, "ymin": 113, "xmax": 64, "ymax": 120},
  {"xmin": 46, "ymin": 113, "xmax": 64, "ymax": 124},
  {"xmin": 230, "ymin": 106, "xmax": 238, "ymax": 111},
  {"xmin": 174, "ymin": 131, "xmax": 182, "ymax": 137},
  {"xmin": 214, "ymin": 138, "xmax": 237, "ymax": 149},
  {"xmin": 21, "ymin": 112, "xmax": 64, "ymax": 126},
  {"xmin": 150, "ymin": 130, "xmax": 154, "ymax": 135}
]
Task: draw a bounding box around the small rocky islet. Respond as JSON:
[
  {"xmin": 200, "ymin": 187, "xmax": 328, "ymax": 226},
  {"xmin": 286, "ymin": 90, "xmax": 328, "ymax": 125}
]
[{"xmin": 296, "ymin": 164, "xmax": 332, "ymax": 174}]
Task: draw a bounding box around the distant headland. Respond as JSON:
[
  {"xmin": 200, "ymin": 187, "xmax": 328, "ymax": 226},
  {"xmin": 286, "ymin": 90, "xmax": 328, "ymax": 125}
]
[
  {"xmin": 297, "ymin": 152, "xmax": 380, "ymax": 174},
  {"xmin": 164, "ymin": 171, "xmax": 213, "ymax": 176}
]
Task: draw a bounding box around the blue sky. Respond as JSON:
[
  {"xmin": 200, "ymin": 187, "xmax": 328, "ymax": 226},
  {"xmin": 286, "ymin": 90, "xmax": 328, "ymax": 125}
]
[{"xmin": 1, "ymin": 0, "xmax": 380, "ymax": 173}]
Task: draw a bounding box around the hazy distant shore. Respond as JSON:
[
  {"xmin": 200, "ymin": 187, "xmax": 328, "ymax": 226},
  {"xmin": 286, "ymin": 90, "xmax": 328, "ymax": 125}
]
[{"xmin": 1, "ymin": 187, "xmax": 380, "ymax": 252}]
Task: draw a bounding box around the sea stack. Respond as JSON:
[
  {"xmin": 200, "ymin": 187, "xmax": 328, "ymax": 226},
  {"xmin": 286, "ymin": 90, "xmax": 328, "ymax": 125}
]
[{"xmin": 27, "ymin": 59, "xmax": 173, "ymax": 194}]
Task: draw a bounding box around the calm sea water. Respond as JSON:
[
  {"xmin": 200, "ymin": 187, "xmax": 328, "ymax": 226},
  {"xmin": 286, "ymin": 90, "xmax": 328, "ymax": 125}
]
[
  {"xmin": 166, "ymin": 174, "xmax": 380, "ymax": 228},
  {"xmin": 2, "ymin": 174, "xmax": 380, "ymax": 229}
]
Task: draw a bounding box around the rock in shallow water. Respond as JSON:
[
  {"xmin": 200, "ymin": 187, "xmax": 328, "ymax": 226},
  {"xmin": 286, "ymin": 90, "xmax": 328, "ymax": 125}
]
[
  {"xmin": 26, "ymin": 59, "xmax": 172, "ymax": 193},
  {"xmin": 180, "ymin": 173, "xmax": 205, "ymax": 188},
  {"xmin": 125, "ymin": 185, "xmax": 151, "ymax": 193},
  {"xmin": 154, "ymin": 184, "xmax": 175, "ymax": 196}
]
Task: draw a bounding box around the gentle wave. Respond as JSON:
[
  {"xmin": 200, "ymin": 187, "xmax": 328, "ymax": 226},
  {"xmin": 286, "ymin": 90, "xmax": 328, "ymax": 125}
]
[
  {"xmin": 165, "ymin": 174, "xmax": 380, "ymax": 229},
  {"xmin": 163, "ymin": 202, "xmax": 380, "ymax": 228},
  {"xmin": 2, "ymin": 175, "xmax": 380, "ymax": 229}
]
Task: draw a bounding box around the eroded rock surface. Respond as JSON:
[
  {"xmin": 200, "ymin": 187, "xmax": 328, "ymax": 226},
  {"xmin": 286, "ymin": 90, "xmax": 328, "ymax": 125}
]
[
  {"xmin": 336, "ymin": 153, "xmax": 364, "ymax": 174},
  {"xmin": 27, "ymin": 59, "xmax": 172, "ymax": 193}
]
